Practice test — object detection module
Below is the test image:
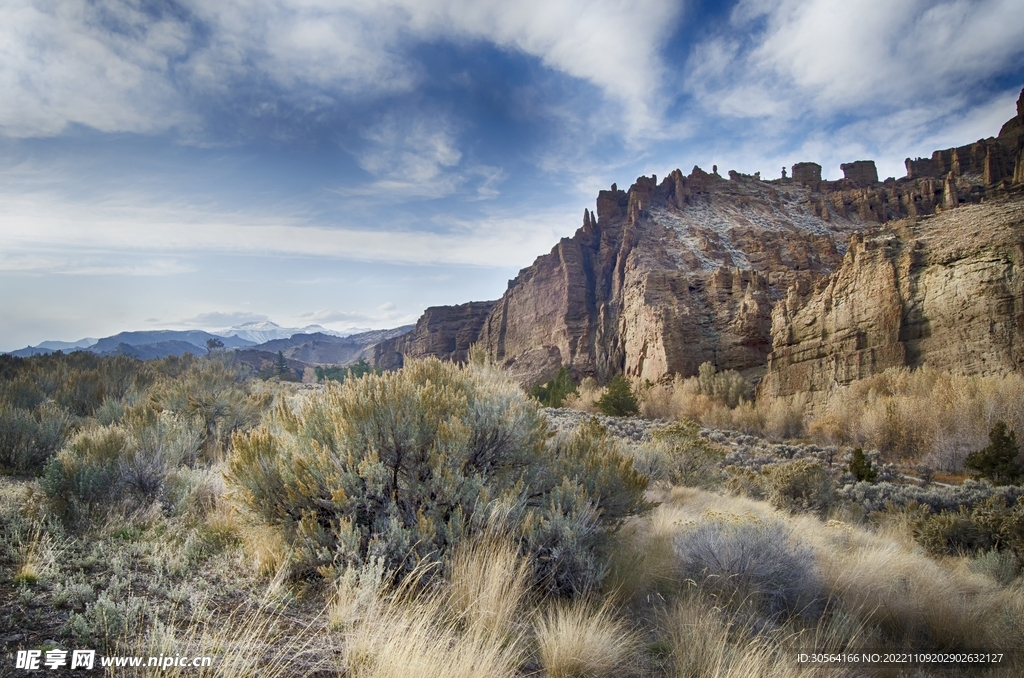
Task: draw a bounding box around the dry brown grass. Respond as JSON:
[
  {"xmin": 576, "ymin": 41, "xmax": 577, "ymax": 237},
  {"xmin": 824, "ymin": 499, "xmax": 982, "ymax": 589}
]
[
  {"xmin": 635, "ymin": 487, "xmax": 1024, "ymax": 675},
  {"xmin": 447, "ymin": 534, "xmax": 532, "ymax": 642},
  {"xmin": 807, "ymin": 519, "xmax": 1024, "ymax": 652},
  {"xmin": 534, "ymin": 599, "xmax": 638, "ymax": 678},
  {"xmin": 637, "ymin": 366, "xmax": 1024, "ymax": 470},
  {"xmin": 665, "ymin": 594, "xmax": 852, "ymax": 678},
  {"xmin": 564, "ymin": 376, "xmax": 602, "ymax": 414},
  {"xmin": 342, "ymin": 558, "xmax": 528, "ymax": 678},
  {"xmin": 110, "ymin": 599, "xmax": 331, "ymax": 678},
  {"xmin": 809, "ymin": 367, "xmax": 1024, "ymax": 468}
]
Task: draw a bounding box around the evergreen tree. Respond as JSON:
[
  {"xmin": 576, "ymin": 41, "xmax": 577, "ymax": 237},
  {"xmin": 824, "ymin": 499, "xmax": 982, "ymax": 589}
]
[
  {"xmin": 848, "ymin": 447, "xmax": 877, "ymax": 482},
  {"xmin": 965, "ymin": 421, "xmax": 1022, "ymax": 485},
  {"xmin": 597, "ymin": 375, "xmax": 639, "ymax": 417},
  {"xmin": 530, "ymin": 367, "xmax": 577, "ymax": 408},
  {"xmin": 275, "ymin": 351, "xmax": 287, "ymax": 377}
]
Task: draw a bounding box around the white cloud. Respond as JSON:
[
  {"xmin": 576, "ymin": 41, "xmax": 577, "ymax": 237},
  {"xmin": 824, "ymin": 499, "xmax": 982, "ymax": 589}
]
[
  {"xmin": 389, "ymin": 0, "xmax": 683, "ymax": 135},
  {"xmin": 346, "ymin": 113, "xmax": 510, "ymax": 201},
  {"xmin": 297, "ymin": 309, "xmax": 372, "ymax": 323},
  {"xmin": 0, "ymin": 0, "xmax": 193, "ymax": 136},
  {"xmin": 1, "ymin": 0, "xmax": 683, "ymax": 139},
  {"xmin": 692, "ymin": 0, "xmax": 1024, "ymax": 118},
  {"xmin": 352, "ymin": 114, "xmax": 467, "ymax": 198},
  {"xmin": 0, "ymin": 188, "xmax": 570, "ymax": 269},
  {"xmin": 296, "ymin": 304, "xmax": 409, "ymax": 324}
]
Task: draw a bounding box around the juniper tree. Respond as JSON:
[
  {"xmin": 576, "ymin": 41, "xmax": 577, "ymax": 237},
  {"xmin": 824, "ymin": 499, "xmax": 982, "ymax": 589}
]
[
  {"xmin": 966, "ymin": 422, "xmax": 1022, "ymax": 486},
  {"xmin": 849, "ymin": 447, "xmax": 878, "ymax": 483},
  {"xmin": 597, "ymin": 374, "xmax": 639, "ymax": 417}
]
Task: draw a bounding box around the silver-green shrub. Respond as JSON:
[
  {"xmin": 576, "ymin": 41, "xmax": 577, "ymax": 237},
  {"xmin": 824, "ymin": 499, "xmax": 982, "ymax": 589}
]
[
  {"xmin": 41, "ymin": 408, "xmax": 203, "ymax": 522},
  {"xmin": 838, "ymin": 480, "xmax": 1024, "ymax": 515},
  {"xmin": 969, "ymin": 549, "xmax": 1019, "ymax": 585},
  {"xmin": 226, "ymin": 358, "xmax": 650, "ymax": 594},
  {"xmin": 632, "ymin": 420, "xmax": 725, "ymax": 489},
  {"xmin": 760, "ymin": 459, "xmax": 836, "ymax": 516},
  {"xmin": 0, "ymin": 402, "xmax": 71, "ymax": 474},
  {"xmin": 673, "ymin": 514, "xmax": 821, "ymax": 621}
]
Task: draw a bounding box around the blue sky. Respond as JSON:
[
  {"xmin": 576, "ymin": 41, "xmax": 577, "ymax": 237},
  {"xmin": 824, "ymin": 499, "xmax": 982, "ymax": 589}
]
[{"xmin": 2, "ymin": 0, "xmax": 1023, "ymax": 350}]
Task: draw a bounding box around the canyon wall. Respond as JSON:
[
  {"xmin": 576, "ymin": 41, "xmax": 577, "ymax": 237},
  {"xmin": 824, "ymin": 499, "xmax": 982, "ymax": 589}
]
[
  {"xmin": 372, "ymin": 88, "xmax": 1024, "ymax": 393},
  {"xmin": 760, "ymin": 199, "xmax": 1024, "ymax": 400},
  {"xmin": 372, "ymin": 301, "xmax": 495, "ymax": 370}
]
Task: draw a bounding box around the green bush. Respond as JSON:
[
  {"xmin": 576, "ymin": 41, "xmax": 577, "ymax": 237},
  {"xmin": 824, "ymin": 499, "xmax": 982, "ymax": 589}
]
[
  {"xmin": 633, "ymin": 421, "xmax": 725, "ymax": 489},
  {"xmin": 41, "ymin": 410, "xmax": 202, "ymax": 523},
  {"xmin": 226, "ymin": 359, "xmax": 650, "ymax": 593},
  {"xmin": 848, "ymin": 447, "xmax": 878, "ymax": 483},
  {"xmin": 152, "ymin": 360, "xmax": 269, "ymax": 458},
  {"xmin": 965, "ymin": 422, "xmax": 1022, "ymax": 485},
  {"xmin": 316, "ymin": 360, "xmax": 383, "ymax": 384},
  {"xmin": 42, "ymin": 427, "xmax": 129, "ymax": 522},
  {"xmin": 761, "ymin": 459, "xmax": 836, "ymax": 516},
  {"xmin": 0, "ymin": 402, "xmax": 72, "ymax": 474},
  {"xmin": 0, "ymin": 352, "xmax": 151, "ymax": 417},
  {"xmin": 596, "ymin": 375, "xmax": 639, "ymax": 417},
  {"xmin": 531, "ymin": 367, "xmax": 577, "ymax": 408},
  {"xmin": 969, "ymin": 549, "xmax": 1019, "ymax": 585},
  {"xmin": 915, "ymin": 495, "xmax": 1024, "ymax": 562}
]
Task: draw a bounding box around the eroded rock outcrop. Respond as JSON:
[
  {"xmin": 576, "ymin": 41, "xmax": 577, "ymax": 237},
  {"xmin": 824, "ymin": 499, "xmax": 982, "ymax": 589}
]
[
  {"xmin": 761, "ymin": 198, "xmax": 1024, "ymax": 400},
  {"xmin": 372, "ymin": 301, "xmax": 495, "ymax": 370},
  {"xmin": 476, "ymin": 168, "xmax": 854, "ymax": 385},
  {"xmin": 374, "ymin": 89, "xmax": 1024, "ymax": 391}
]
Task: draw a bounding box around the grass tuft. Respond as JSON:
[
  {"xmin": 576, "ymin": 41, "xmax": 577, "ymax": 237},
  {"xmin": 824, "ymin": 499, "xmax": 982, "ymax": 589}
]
[{"xmin": 534, "ymin": 599, "xmax": 638, "ymax": 678}]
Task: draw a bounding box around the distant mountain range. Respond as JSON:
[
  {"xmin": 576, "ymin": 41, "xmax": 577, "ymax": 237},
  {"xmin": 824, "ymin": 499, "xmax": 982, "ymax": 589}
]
[
  {"xmin": 214, "ymin": 320, "xmax": 367, "ymax": 344},
  {"xmin": 236, "ymin": 327, "xmax": 414, "ymax": 367},
  {"xmin": 5, "ymin": 323, "xmax": 413, "ymax": 368}
]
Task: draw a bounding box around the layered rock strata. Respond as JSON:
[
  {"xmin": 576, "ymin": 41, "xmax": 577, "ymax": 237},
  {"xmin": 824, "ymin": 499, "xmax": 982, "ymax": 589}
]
[
  {"xmin": 372, "ymin": 301, "xmax": 495, "ymax": 370},
  {"xmin": 760, "ymin": 198, "xmax": 1024, "ymax": 400},
  {"xmin": 372, "ymin": 89, "xmax": 1024, "ymax": 391}
]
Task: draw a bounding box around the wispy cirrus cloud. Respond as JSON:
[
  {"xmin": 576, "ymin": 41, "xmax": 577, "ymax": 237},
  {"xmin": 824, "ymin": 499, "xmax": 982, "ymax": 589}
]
[
  {"xmin": 0, "ymin": 187, "xmax": 571, "ymax": 268},
  {"xmin": 0, "ymin": 252, "xmax": 195, "ymax": 277},
  {"xmin": 296, "ymin": 302, "xmax": 414, "ymax": 326},
  {"xmin": 688, "ymin": 0, "xmax": 1024, "ymax": 120},
  {"xmin": 1, "ymin": 0, "xmax": 684, "ymax": 141},
  {"xmin": 174, "ymin": 311, "xmax": 270, "ymax": 328}
]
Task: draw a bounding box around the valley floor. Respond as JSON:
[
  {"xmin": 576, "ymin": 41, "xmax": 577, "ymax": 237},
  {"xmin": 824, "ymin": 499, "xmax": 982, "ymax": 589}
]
[{"xmin": 4, "ymin": 411, "xmax": 1024, "ymax": 678}]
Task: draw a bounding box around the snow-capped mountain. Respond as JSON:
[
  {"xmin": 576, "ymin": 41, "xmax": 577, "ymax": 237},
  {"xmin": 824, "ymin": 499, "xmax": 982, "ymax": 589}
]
[{"xmin": 217, "ymin": 321, "xmax": 367, "ymax": 345}]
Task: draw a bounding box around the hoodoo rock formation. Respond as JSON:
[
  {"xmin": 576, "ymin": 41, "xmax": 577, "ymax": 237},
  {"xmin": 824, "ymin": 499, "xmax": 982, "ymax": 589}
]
[{"xmin": 371, "ymin": 88, "xmax": 1024, "ymax": 394}]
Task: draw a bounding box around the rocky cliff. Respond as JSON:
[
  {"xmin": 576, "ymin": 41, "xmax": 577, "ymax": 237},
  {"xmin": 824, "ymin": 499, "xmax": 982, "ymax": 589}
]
[
  {"xmin": 372, "ymin": 301, "xmax": 495, "ymax": 370},
  {"xmin": 373, "ymin": 88, "xmax": 1024, "ymax": 392},
  {"xmin": 476, "ymin": 169, "xmax": 858, "ymax": 386},
  {"xmin": 760, "ymin": 198, "xmax": 1024, "ymax": 401},
  {"xmin": 258, "ymin": 327, "xmax": 413, "ymax": 366}
]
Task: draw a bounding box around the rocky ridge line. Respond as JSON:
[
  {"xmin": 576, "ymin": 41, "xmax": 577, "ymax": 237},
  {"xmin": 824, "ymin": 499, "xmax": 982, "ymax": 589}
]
[{"xmin": 371, "ymin": 89, "xmax": 1024, "ymax": 395}]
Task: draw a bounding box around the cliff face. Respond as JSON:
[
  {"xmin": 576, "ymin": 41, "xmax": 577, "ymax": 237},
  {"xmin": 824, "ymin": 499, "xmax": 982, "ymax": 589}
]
[
  {"xmin": 372, "ymin": 301, "xmax": 495, "ymax": 370},
  {"xmin": 475, "ymin": 168, "xmax": 870, "ymax": 386},
  {"xmin": 760, "ymin": 199, "xmax": 1024, "ymax": 400},
  {"xmin": 760, "ymin": 90, "xmax": 1024, "ymax": 400},
  {"xmin": 374, "ymin": 89, "xmax": 1024, "ymax": 391}
]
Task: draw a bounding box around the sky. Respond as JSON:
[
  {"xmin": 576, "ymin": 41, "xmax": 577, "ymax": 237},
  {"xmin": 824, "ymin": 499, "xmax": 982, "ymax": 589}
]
[{"xmin": 2, "ymin": 0, "xmax": 1023, "ymax": 351}]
